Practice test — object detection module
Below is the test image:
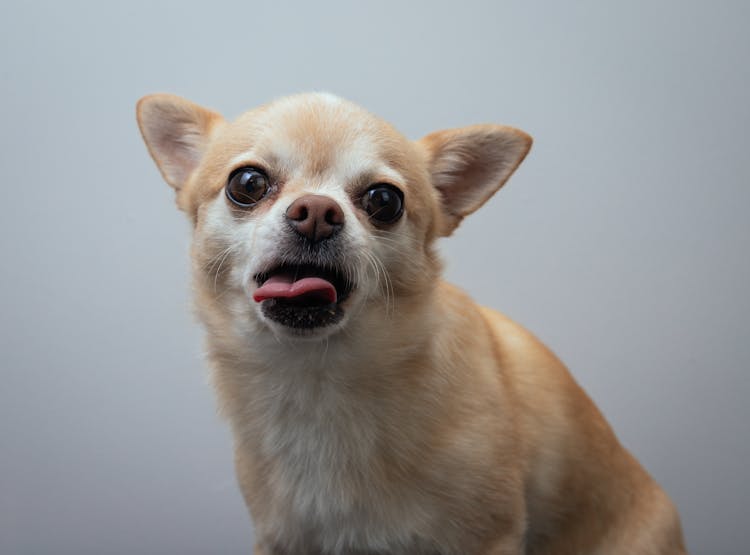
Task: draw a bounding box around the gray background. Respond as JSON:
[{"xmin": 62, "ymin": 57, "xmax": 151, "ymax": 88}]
[{"xmin": 1, "ymin": 1, "xmax": 747, "ymax": 554}]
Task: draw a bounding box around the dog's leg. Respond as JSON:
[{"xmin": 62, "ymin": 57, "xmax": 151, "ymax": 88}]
[
  {"xmin": 483, "ymin": 538, "xmax": 524, "ymax": 555},
  {"xmin": 479, "ymin": 525, "xmax": 525, "ymax": 555},
  {"xmin": 611, "ymin": 487, "xmax": 688, "ymax": 555}
]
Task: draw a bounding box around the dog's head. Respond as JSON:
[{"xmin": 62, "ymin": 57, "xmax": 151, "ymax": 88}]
[{"xmin": 137, "ymin": 93, "xmax": 530, "ymax": 345}]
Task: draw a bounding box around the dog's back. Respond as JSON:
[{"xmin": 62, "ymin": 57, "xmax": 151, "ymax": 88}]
[{"xmin": 480, "ymin": 304, "xmax": 686, "ymax": 554}]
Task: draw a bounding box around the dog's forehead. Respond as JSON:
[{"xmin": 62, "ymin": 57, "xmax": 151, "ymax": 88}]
[{"xmin": 232, "ymin": 93, "xmax": 408, "ymax": 180}]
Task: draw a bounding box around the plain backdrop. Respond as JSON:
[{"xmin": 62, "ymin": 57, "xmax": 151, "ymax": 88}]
[{"xmin": 1, "ymin": 1, "xmax": 748, "ymax": 554}]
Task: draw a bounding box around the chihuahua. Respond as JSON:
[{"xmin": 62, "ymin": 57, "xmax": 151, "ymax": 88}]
[{"xmin": 136, "ymin": 93, "xmax": 686, "ymax": 554}]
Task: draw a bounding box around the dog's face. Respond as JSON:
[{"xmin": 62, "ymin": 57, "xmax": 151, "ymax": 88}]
[{"xmin": 137, "ymin": 93, "xmax": 531, "ymax": 344}]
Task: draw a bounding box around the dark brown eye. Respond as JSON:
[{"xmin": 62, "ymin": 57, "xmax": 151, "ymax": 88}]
[
  {"xmin": 362, "ymin": 184, "xmax": 404, "ymax": 223},
  {"xmin": 226, "ymin": 167, "xmax": 270, "ymax": 207}
]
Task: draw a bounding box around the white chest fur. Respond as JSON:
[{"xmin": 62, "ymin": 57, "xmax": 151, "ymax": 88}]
[{"xmin": 243, "ymin": 364, "xmax": 436, "ymax": 554}]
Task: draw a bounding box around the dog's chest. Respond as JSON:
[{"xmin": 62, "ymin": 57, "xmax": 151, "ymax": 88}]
[{"xmin": 252, "ymin": 377, "xmax": 435, "ymax": 553}]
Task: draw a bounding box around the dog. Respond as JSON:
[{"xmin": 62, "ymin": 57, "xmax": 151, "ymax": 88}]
[{"xmin": 136, "ymin": 92, "xmax": 687, "ymax": 554}]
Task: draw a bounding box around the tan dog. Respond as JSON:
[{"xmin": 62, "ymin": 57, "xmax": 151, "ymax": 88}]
[{"xmin": 136, "ymin": 93, "xmax": 686, "ymax": 555}]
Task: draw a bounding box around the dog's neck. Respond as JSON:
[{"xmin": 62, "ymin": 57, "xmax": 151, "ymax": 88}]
[{"xmin": 201, "ymin": 281, "xmax": 443, "ymax": 427}]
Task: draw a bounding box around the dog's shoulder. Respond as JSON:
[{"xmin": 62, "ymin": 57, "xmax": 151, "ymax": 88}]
[{"xmin": 477, "ymin": 306, "xmax": 564, "ymax": 371}]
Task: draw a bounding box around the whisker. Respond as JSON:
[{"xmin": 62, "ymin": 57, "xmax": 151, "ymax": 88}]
[{"xmin": 212, "ymin": 245, "xmax": 237, "ymax": 293}]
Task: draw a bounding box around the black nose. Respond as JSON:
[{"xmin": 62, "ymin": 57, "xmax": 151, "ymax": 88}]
[{"xmin": 285, "ymin": 194, "xmax": 345, "ymax": 243}]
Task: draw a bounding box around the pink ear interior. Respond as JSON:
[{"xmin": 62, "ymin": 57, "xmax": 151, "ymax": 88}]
[
  {"xmin": 420, "ymin": 125, "xmax": 532, "ymax": 235},
  {"xmin": 136, "ymin": 94, "xmax": 223, "ymax": 190}
]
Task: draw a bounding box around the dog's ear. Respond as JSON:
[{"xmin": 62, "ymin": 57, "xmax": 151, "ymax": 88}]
[
  {"xmin": 136, "ymin": 94, "xmax": 224, "ymax": 191},
  {"xmin": 419, "ymin": 125, "xmax": 532, "ymax": 236}
]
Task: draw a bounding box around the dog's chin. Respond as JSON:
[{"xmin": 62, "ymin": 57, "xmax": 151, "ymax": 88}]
[{"xmin": 256, "ymin": 297, "xmax": 353, "ymax": 339}]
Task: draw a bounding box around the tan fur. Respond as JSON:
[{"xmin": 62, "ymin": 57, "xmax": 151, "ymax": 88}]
[{"xmin": 136, "ymin": 92, "xmax": 687, "ymax": 555}]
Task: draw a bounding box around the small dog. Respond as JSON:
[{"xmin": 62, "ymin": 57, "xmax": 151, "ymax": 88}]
[{"xmin": 137, "ymin": 93, "xmax": 686, "ymax": 555}]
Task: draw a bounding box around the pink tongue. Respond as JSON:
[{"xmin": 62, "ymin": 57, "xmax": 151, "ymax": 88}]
[{"xmin": 253, "ymin": 274, "xmax": 337, "ymax": 303}]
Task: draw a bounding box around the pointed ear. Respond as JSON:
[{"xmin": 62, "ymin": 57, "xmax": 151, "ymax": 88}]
[
  {"xmin": 419, "ymin": 124, "xmax": 532, "ymax": 236},
  {"xmin": 136, "ymin": 94, "xmax": 224, "ymax": 191}
]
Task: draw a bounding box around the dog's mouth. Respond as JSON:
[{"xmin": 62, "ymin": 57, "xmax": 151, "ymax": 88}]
[{"xmin": 252, "ymin": 264, "xmax": 354, "ymax": 329}]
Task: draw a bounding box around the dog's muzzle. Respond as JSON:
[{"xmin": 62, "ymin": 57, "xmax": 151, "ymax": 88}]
[{"xmin": 253, "ymin": 262, "xmax": 354, "ymax": 329}]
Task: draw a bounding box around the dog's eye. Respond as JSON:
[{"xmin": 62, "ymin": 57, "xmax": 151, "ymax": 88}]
[
  {"xmin": 362, "ymin": 184, "xmax": 404, "ymax": 224},
  {"xmin": 226, "ymin": 167, "xmax": 270, "ymax": 207}
]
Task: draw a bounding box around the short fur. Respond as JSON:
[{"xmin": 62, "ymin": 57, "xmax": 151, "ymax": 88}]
[{"xmin": 137, "ymin": 92, "xmax": 687, "ymax": 555}]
